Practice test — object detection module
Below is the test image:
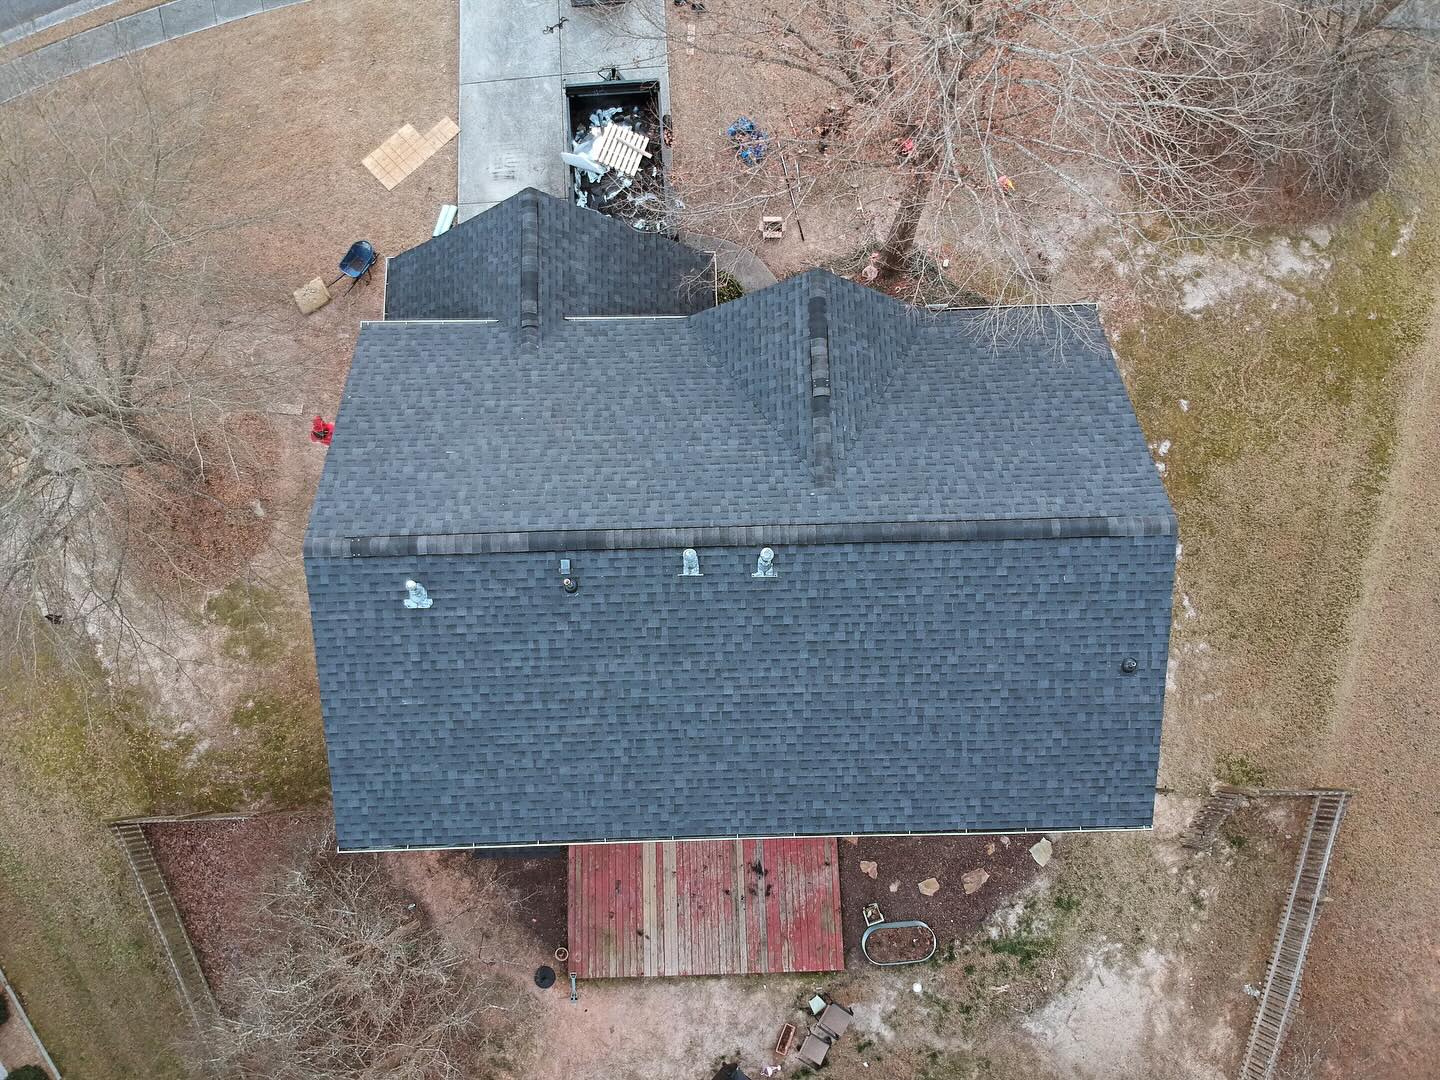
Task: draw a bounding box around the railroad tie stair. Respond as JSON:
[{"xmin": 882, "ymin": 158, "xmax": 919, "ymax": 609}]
[
  {"xmin": 108, "ymin": 821, "xmax": 218, "ymax": 1023},
  {"xmin": 1181, "ymin": 786, "xmax": 1252, "ymax": 851},
  {"xmin": 1237, "ymin": 790, "xmax": 1350, "ymax": 1080}
]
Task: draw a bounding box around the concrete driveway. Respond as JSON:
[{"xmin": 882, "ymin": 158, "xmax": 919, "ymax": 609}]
[{"xmin": 458, "ymin": 0, "xmax": 668, "ymax": 220}]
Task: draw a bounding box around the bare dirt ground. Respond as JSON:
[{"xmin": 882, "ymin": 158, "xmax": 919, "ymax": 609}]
[{"xmin": 1291, "ymin": 289, "xmax": 1440, "ymax": 1080}]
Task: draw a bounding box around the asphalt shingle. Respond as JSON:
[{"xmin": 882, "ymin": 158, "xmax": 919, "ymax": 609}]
[{"xmin": 305, "ymin": 190, "xmax": 1177, "ymax": 850}]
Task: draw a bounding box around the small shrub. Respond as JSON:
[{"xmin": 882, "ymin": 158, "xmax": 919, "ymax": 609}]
[
  {"xmin": 1217, "ymin": 751, "xmax": 1269, "ymax": 788},
  {"xmin": 8, "ymin": 1067, "xmax": 50, "ymax": 1080},
  {"xmin": 1053, "ymin": 891, "xmax": 1082, "ymax": 913},
  {"xmin": 0, "ymin": 990, "xmax": 9, "ymax": 1025},
  {"xmin": 716, "ymin": 270, "xmax": 744, "ymax": 304}
]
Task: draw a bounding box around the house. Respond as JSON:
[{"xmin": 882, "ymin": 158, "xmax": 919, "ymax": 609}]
[{"xmin": 304, "ymin": 189, "xmax": 1176, "ymax": 854}]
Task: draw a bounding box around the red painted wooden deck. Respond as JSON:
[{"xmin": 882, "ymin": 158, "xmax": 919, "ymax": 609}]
[{"xmin": 567, "ymin": 838, "xmax": 844, "ymax": 978}]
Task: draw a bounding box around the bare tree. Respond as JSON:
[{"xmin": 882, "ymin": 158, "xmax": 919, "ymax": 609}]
[
  {"xmin": 0, "ymin": 70, "xmax": 279, "ymax": 672},
  {"xmin": 664, "ymin": 0, "xmax": 1437, "ymax": 304},
  {"xmin": 193, "ymin": 833, "xmax": 535, "ymax": 1080}
]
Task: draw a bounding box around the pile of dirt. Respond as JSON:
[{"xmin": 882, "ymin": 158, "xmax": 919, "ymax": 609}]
[
  {"xmin": 145, "ymin": 813, "xmax": 323, "ymax": 996},
  {"xmin": 838, "ymin": 833, "xmax": 1044, "ymax": 963}
]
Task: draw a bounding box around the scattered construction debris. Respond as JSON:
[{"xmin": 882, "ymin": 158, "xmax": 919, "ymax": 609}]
[
  {"xmin": 859, "ymin": 859, "xmax": 877, "ymax": 879},
  {"xmin": 726, "ymin": 115, "xmax": 769, "ymax": 165},
  {"xmin": 918, "ymin": 877, "xmax": 941, "ymax": 896},
  {"xmin": 962, "ymin": 868, "xmax": 990, "ymax": 894},
  {"xmin": 567, "ymin": 92, "xmax": 667, "ymax": 230},
  {"xmin": 362, "ymin": 117, "xmax": 459, "ymax": 190},
  {"xmin": 760, "ymin": 216, "xmax": 784, "ymax": 239},
  {"xmin": 433, "ymin": 204, "xmax": 458, "ymax": 237}
]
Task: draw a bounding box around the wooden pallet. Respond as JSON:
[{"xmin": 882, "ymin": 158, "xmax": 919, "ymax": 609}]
[
  {"xmin": 1237, "ymin": 790, "xmax": 1349, "ymax": 1080},
  {"xmin": 592, "ymin": 123, "xmax": 652, "ymax": 177},
  {"xmin": 108, "ymin": 821, "xmax": 219, "ymax": 1023}
]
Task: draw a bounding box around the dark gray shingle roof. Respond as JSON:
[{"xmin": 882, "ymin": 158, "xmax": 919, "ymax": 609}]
[
  {"xmin": 385, "ymin": 189, "xmax": 714, "ymax": 322},
  {"xmin": 306, "ymin": 192, "xmax": 1175, "ymax": 849}
]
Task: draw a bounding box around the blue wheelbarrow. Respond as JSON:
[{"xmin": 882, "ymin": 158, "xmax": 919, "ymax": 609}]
[{"xmin": 328, "ymin": 240, "xmax": 377, "ymax": 294}]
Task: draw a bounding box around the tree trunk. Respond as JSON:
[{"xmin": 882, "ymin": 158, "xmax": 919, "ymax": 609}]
[{"xmin": 876, "ymin": 151, "xmax": 937, "ymax": 281}]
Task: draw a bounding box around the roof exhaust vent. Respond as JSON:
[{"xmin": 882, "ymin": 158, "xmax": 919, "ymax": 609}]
[
  {"xmin": 403, "ymin": 579, "xmax": 433, "ymax": 609},
  {"xmin": 681, "ymin": 548, "xmax": 701, "ymax": 577},
  {"xmin": 1120, "ymin": 656, "xmax": 1138, "ymax": 674},
  {"xmin": 753, "ymin": 547, "xmax": 777, "ymax": 579}
]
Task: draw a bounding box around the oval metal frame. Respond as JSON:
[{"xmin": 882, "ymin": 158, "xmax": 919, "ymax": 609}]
[{"xmin": 860, "ymin": 918, "xmax": 938, "ymax": 967}]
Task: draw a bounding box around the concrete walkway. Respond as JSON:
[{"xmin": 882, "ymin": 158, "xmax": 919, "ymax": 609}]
[
  {"xmin": 0, "ymin": 0, "xmax": 309, "ymax": 104},
  {"xmin": 458, "ymin": 0, "xmax": 668, "ymax": 221},
  {"xmin": 1, "ymin": 0, "xmax": 117, "ymax": 46}
]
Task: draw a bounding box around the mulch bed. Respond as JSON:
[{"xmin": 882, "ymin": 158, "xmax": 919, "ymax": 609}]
[
  {"xmin": 837, "ymin": 833, "xmax": 1046, "ymax": 965},
  {"xmin": 144, "ymin": 812, "xmax": 324, "ymax": 996},
  {"xmin": 467, "ymin": 849, "xmax": 568, "ymax": 951}
]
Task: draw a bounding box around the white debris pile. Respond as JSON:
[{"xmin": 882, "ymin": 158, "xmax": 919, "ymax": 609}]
[{"xmin": 566, "ymin": 104, "xmax": 668, "ymax": 230}]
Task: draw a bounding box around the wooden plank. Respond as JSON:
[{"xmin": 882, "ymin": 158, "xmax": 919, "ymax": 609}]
[
  {"xmin": 568, "ymin": 837, "xmax": 843, "ymax": 979},
  {"xmin": 732, "ymin": 840, "xmax": 748, "ymax": 975},
  {"xmin": 641, "ymin": 841, "xmax": 657, "ymax": 976},
  {"xmin": 662, "ymin": 841, "xmax": 679, "ymax": 976}
]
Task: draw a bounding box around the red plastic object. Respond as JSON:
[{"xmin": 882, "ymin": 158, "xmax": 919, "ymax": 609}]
[{"xmin": 310, "ymin": 416, "xmax": 334, "ymax": 445}]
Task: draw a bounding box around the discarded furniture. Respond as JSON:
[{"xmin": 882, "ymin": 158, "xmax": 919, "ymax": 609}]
[
  {"xmin": 329, "ymin": 241, "xmax": 377, "ymax": 294},
  {"xmin": 860, "ymin": 917, "xmax": 938, "ymax": 967},
  {"xmin": 760, "ymin": 216, "xmax": 784, "ymax": 239},
  {"xmin": 773, "ymin": 1022, "xmax": 796, "ymax": 1058},
  {"xmin": 433, "ymin": 204, "xmax": 458, "ymax": 237},
  {"xmin": 817, "ymin": 1002, "xmax": 854, "ymax": 1040},
  {"xmin": 592, "ymin": 122, "xmax": 652, "ymax": 176},
  {"xmin": 797, "ymin": 1031, "xmax": 832, "ymax": 1068},
  {"xmin": 292, "ymin": 276, "xmax": 331, "ymax": 315}
]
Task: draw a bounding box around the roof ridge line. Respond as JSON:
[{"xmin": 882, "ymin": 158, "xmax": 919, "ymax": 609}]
[
  {"xmin": 519, "ymin": 190, "xmax": 540, "ymax": 346},
  {"xmin": 304, "ymin": 513, "xmax": 1175, "ymax": 558},
  {"xmin": 807, "ymin": 287, "xmax": 835, "ymax": 487}
]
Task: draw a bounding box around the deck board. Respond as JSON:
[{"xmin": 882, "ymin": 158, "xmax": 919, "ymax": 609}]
[{"xmin": 569, "ymin": 838, "xmax": 843, "ymax": 979}]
